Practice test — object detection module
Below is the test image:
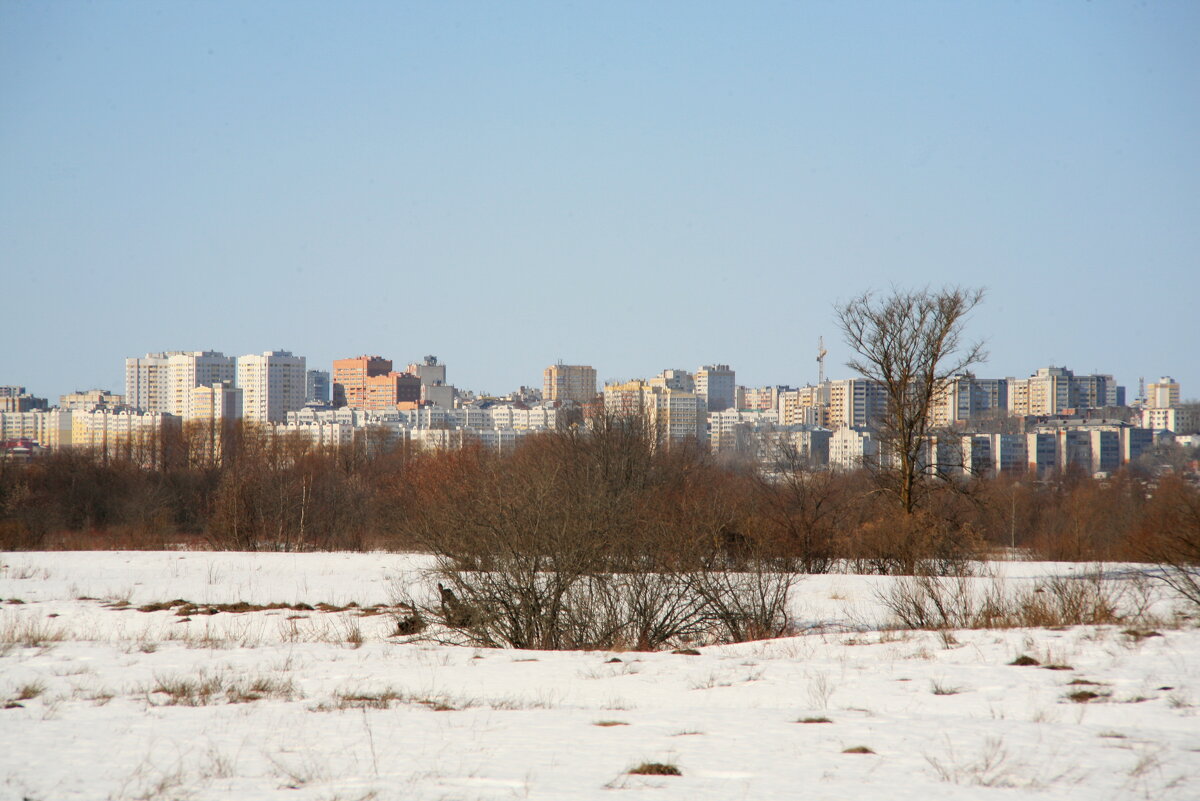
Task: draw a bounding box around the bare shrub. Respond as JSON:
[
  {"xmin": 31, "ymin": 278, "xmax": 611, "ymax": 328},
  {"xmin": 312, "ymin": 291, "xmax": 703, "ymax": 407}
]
[
  {"xmin": 1135, "ymin": 475, "xmax": 1200, "ymax": 611},
  {"xmin": 410, "ymin": 425, "xmax": 799, "ymax": 650},
  {"xmin": 879, "ymin": 567, "xmax": 1132, "ymax": 630}
]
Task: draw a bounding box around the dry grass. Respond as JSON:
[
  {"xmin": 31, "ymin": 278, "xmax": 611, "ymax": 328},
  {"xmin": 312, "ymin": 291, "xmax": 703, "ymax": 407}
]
[
  {"xmin": 14, "ymin": 680, "xmax": 46, "ymax": 701},
  {"xmin": 628, "ymin": 762, "xmax": 681, "ymax": 776},
  {"xmin": 149, "ymin": 671, "xmax": 299, "ymax": 706},
  {"xmin": 878, "ymin": 568, "xmax": 1141, "ymax": 632},
  {"xmin": 0, "ymin": 616, "xmax": 67, "ymax": 652}
]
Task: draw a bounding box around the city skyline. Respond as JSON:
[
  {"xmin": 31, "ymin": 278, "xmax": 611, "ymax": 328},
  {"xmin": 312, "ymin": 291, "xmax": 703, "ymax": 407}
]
[
  {"xmin": 3, "ymin": 2, "xmax": 1198, "ymax": 401},
  {"xmin": 5, "ymin": 343, "xmax": 1183, "ymax": 412}
]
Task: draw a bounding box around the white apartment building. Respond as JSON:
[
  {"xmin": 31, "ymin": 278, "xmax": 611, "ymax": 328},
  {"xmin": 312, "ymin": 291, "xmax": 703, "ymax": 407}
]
[
  {"xmin": 828, "ymin": 427, "xmax": 878, "ymax": 470},
  {"xmin": 237, "ymin": 351, "xmax": 306, "ymax": 424},
  {"xmin": 708, "ymin": 408, "xmax": 778, "ymax": 453},
  {"xmin": 125, "ymin": 351, "xmax": 188, "ymax": 414},
  {"xmin": 695, "ymin": 364, "xmax": 735, "ymax": 412},
  {"xmin": 165, "ymin": 351, "xmax": 236, "ymax": 419}
]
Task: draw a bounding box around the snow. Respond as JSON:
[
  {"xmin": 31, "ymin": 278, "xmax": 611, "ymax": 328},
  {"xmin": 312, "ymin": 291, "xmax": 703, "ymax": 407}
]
[{"xmin": 1, "ymin": 551, "xmax": 1198, "ymax": 800}]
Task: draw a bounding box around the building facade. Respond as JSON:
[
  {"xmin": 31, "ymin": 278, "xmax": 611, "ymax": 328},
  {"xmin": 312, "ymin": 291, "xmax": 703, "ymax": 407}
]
[
  {"xmin": 237, "ymin": 351, "xmax": 306, "ymax": 424},
  {"xmin": 543, "ymin": 363, "xmax": 597, "ymax": 405},
  {"xmin": 695, "ymin": 364, "xmax": 735, "ymax": 412}
]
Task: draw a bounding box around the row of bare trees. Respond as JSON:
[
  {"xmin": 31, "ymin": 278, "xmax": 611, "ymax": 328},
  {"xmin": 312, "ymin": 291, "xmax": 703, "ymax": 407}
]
[{"xmin": 2, "ymin": 413, "xmax": 1197, "ymax": 568}]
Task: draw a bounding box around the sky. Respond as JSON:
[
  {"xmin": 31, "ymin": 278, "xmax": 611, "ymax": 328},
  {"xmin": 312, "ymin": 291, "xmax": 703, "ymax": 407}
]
[{"xmin": 3, "ymin": 1, "xmax": 1198, "ymax": 402}]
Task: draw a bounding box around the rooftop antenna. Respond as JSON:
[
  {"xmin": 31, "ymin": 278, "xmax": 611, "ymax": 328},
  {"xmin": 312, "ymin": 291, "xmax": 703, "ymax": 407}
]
[{"xmin": 816, "ymin": 336, "xmax": 827, "ymax": 386}]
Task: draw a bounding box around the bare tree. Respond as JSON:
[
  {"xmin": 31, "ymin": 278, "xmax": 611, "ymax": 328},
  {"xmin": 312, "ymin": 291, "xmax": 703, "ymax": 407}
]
[{"xmin": 836, "ymin": 286, "xmax": 986, "ymax": 515}]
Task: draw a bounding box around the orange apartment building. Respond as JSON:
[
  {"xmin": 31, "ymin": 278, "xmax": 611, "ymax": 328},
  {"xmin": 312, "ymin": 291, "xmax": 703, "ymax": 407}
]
[{"xmin": 333, "ymin": 355, "xmax": 421, "ymax": 411}]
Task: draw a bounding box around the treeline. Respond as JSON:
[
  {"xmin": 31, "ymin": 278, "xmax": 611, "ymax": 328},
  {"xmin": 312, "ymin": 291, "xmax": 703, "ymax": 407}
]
[{"xmin": 0, "ymin": 418, "xmax": 1197, "ymax": 572}]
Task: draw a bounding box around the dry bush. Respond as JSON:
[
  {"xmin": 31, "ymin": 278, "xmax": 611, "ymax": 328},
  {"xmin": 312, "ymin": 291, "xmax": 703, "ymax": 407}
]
[
  {"xmin": 1135, "ymin": 475, "xmax": 1200, "ymax": 610},
  {"xmin": 879, "ymin": 568, "xmax": 1130, "ymax": 630},
  {"xmin": 846, "ymin": 506, "xmax": 983, "ymax": 577},
  {"xmin": 409, "ymin": 424, "xmax": 799, "ymax": 650}
]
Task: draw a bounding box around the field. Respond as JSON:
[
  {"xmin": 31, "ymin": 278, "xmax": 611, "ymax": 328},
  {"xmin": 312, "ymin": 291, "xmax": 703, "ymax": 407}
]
[{"xmin": 2, "ymin": 552, "xmax": 1198, "ymax": 800}]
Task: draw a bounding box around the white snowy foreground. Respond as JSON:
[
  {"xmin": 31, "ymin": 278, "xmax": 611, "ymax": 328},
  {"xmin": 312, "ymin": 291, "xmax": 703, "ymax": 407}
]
[{"xmin": 1, "ymin": 552, "xmax": 1198, "ymax": 800}]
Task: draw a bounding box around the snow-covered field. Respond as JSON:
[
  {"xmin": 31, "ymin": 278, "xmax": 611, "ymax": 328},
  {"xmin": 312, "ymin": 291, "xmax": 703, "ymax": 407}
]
[{"xmin": 1, "ymin": 552, "xmax": 1198, "ymax": 800}]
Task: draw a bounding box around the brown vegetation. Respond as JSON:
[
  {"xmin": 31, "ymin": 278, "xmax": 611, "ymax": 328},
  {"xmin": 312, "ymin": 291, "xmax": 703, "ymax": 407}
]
[{"xmin": 0, "ymin": 417, "xmax": 1198, "ymax": 594}]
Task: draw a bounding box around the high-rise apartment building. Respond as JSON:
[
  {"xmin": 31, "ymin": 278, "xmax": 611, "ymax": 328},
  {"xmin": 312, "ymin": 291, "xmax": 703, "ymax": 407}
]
[
  {"xmin": 407, "ymin": 356, "xmax": 447, "ymax": 388},
  {"xmin": 333, "ymin": 356, "xmax": 392, "ymax": 408},
  {"xmin": 189, "ymin": 381, "xmax": 242, "ymax": 422},
  {"xmin": 125, "ymin": 352, "xmax": 186, "ymax": 413},
  {"xmin": 365, "ymin": 372, "xmax": 421, "ymax": 411},
  {"xmin": 164, "ymin": 352, "xmax": 236, "ymax": 419},
  {"xmin": 306, "ymin": 370, "xmax": 331, "ymax": 405},
  {"xmin": 543, "ymin": 363, "xmax": 597, "ymax": 405},
  {"xmin": 602, "ymin": 379, "xmax": 705, "ymax": 446},
  {"xmin": 931, "ymin": 375, "xmax": 1009, "ymax": 426},
  {"xmin": 236, "ymin": 351, "xmax": 306, "ymax": 424},
  {"xmin": 778, "ymin": 384, "xmax": 830, "ymax": 428},
  {"xmin": 1147, "ymin": 377, "xmax": 1181, "ymax": 409},
  {"xmin": 649, "ymin": 369, "xmax": 695, "ymax": 393},
  {"xmin": 1007, "ymin": 367, "xmax": 1124, "ymax": 417},
  {"xmin": 826, "ymin": 378, "xmax": 887, "ymax": 430},
  {"xmin": 695, "ymin": 364, "xmax": 735, "ymax": 412}
]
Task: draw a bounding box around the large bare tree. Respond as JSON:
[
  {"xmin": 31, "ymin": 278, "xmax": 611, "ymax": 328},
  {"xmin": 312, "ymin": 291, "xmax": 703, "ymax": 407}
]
[{"xmin": 835, "ymin": 286, "xmax": 986, "ymax": 515}]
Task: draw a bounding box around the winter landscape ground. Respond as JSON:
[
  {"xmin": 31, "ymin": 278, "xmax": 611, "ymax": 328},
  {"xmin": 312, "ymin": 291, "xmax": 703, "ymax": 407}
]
[{"xmin": 1, "ymin": 551, "xmax": 1198, "ymax": 800}]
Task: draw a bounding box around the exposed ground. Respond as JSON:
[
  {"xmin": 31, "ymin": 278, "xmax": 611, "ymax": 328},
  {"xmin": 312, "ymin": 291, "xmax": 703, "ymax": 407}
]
[{"xmin": 1, "ymin": 552, "xmax": 1198, "ymax": 800}]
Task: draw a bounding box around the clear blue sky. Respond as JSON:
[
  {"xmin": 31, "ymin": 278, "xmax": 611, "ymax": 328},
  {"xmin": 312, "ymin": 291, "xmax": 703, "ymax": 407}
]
[{"xmin": 3, "ymin": 2, "xmax": 1198, "ymax": 402}]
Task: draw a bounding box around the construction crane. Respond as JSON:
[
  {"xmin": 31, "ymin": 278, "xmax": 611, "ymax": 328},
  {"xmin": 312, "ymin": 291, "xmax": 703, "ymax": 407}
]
[{"xmin": 816, "ymin": 336, "xmax": 827, "ymax": 386}]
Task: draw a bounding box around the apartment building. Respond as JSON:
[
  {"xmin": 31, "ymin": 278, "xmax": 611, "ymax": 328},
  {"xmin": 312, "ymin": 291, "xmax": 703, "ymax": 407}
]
[
  {"xmin": 1142, "ymin": 405, "xmax": 1200, "ymax": 434},
  {"xmin": 828, "ymin": 427, "xmax": 878, "ymax": 470},
  {"xmin": 59, "ymin": 389, "xmax": 125, "ymax": 411},
  {"xmin": 333, "ymin": 355, "xmax": 392, "ymax": 408},
  {"xmin": 826, "ymin": 378, "xmax": 887, "ymax": 430},
  {"xmin": 603, "ymin": 379, "xmax": 705, "ymax": 446},
  {"xmin": 931, "ymin": 375, "xmax": 1008, "ymax": 427},
  {"xmin": 70, "ymin": 409, "xmax": 180, "ymax": 467},
  {"xmin": 0, "ymin": 387, "xmax": 49, "ymax": 413},
  {"xmin": 0, "ymin": 409, "xmax": 72, "ymax": 449},
  {"xmin": 165, "ymin": 351, "xmax": 236, "ymax": 419},
  {"xmin": 1147, "ymin": 377, "xmax": 1181, "ymax": 409},
  {"xmin": 125, "ymin": 352, "xmax": 186, "ymax": 413},
  {"xmin": 543, "ymin": 363, "xmax": 597, "ymax": 405},
  {"xmin": 649, "ymin": 369, "xmax": 695, "ymax": 393},
  {"xmin": 738, "ymin": 385, "xmax": 790, "ymax": 412},
  {"xmin": 407, "ymin": 356, "xmax": 447, "ymax": 388},
  {"xmin": 236, "ymin": 351, "xmax": 306, "ymax": 424},
  {"xmin": 1007, "ymin": 367, "xmax": 1123, "ymax": 417},
  {"xmin": 695, "ymin": 364, "xmax": 735, "ymax": 412},
  {"xmin": 306, "ymin": 370, "xmax": 331, "ymax": 405}
]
